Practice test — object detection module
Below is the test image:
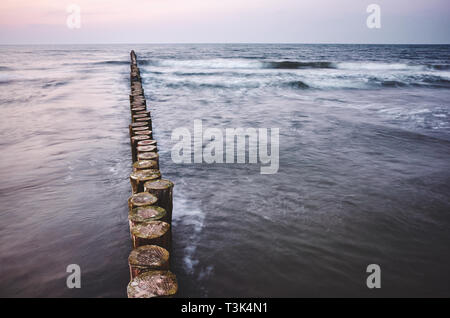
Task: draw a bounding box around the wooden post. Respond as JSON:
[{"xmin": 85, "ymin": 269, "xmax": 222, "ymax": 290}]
[
  {"xmin": 133, "ymin": 130, "xmax": 152, "ymax": 137},
  {"xmin": 128, "ymin": 192, "xmax": 158, "ymax": 212},
  {"xmin": 127, "ymin": 270, "xmax": 178, "ymax": 298},
  {"xmin": 133, "ymin": 112, "xmax": 150, "ymax": 118},
  {"xmin": 129, "ymin": 205, "xmax": 168, "ymax": 227},
  {"xmin": 132, "ymin": 119, "xmax": 152, "ymax": 131},
  {"xmin": 137, "ymin": 139, "xmax": 157, "ymax": 147},
  {"xmin": 144, "ymin": 179, "xmax": 174, "ymax": 224},
  {"xmin": 131, "ymin": 98, "xmax": 146, "ymax": 104},
  {"xmin": 131, "ymin": 107, "xmax": 146, "ymax": 113},
  {"xmin": 130, "ymin": 169, "xmax": 161, "ymax": 194},
  {"xmin": 131, "ymin": 108, "xmax": 147, "ymax": 116},
  {"xmin": 130, "ymin": 122, "xmax": 149, "ymax": 128},
  {"xmin": 133, "ymin": 111, "xmax": 150, "ymax": 117},
  {"xmin": 132, "ymin": 113, "xmax": 150, "ymax": 123},
  {"xmin": 131, "ymin": 98, "xmax": 145, "ymax": 105},
  {"xmin": 131, "ymin": 135, "xmax": 151, "ymax": 162},
  {"xmin": 135, "ymin": 117, "xmax": 152, "ymax": 123},
  {"xmin": 136, "ymin": 145, "xmax": 158, "ymax": 157},
  {"xmin": 129, "ymin": 122, "xmax": 151, "ymax": 139},
  {"xmin": 132, "ymin": 160, "xmax": 159, "ymax": 171},
  {"xmin": 131, "ymin": 97, "xmax": 145, "ymax": 103},
  {"xmin": 128, "ymin": 245, "xmax": 170, "ymax": 280},
  {"xmin": 131, "ymin": 97, "xmax": 145, "ymax": 104},
  {"xmin": 131, "ymin": 221, "xmax": 171, "ymax": 249},
  {"xmin": 131, "ymin": 126, "xmax": 150, "ymax": 132},
  {"xmin": 137, "ymin": 151, "xmax": 159, "ymax": 166},
  {"xmin": 131, "ymin": 129, "xmax": 152, "ymax": 138},
  {"xmin": 131, "ymin": 135, "xmax": 150, "ymax": 143},
  {"xmin": 130, "ymin": 50, "xmax": 137, "ymax": 64},
  {"xmin": 137, "ymin": 145, "xmax": 157, "ymax": 151}
]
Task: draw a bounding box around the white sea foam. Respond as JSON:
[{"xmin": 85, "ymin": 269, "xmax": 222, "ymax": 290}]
[
  {"xmin": 172, "ymin": 191, "xmax": 206, "ymax": 274},
  {"xmin": 336, "ymin": 62, "xmax": 424, "ymax": 71},
  {"xmin": 155, "ymin": 58, "xmax": 263, "ymax": 70}
]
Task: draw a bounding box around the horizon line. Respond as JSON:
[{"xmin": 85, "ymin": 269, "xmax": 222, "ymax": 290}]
[{"xmin": 1, "ymin": 42, "xmax": 449, "ymax": 46}]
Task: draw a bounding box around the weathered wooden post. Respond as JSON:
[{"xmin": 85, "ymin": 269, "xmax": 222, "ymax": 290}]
[
  {"xmin": 129, "ymin": 205, "xmax": 168, "ymax": 227},
  {"xmin": 131, "ymin": 107, "xmax": 147, "ymax": 116},
  {"xmin": 132, "ymin": 113, "xmax": 151, "ymax": 123},
  {"xmin": 131, "ymin": 106, "xmax": 146, "ymax": 112},
  {"xmin": 129, "ymin": 122, "xmax": 151, "ymax": 138},
  {"xmin": 132, "ymin": 119, "xmax": 152, "ymax": 131},
  {"xmin": 135, "ymin": 117, "xmax": 152, "ymax": 124},
  {"xmin": 136, "ymin": 145, "xmax": 158, "ymax": 160},
  {"xmin": 127, "ymin": 270, "xmax": 178, "ymax": 298},
  {"xmin": 137, "ymin": 151, "xmax": 160, "ymax": 166},
  {"xmin": 137, "ymin": 139, "xmax": 157, "ymax": 147},
  {"xmin": 131, "ymin": 98, "xmax": 146, "ymax": 105},
  {"xmin": 131, "ymin": 135, "xmax": 151, "ymax": 162},
  {"xmin": 128, "ymin": 192, "xmax": 158, "ymax": 212},
  {"xmin": 132, "ymin": 130, "xmax": 152, "ymax": 138},
  {"xmin": 130, "ymin": 127, "xmax": 153, "ymax": 138},
  {"xmin": 144, "ymin": 179, "xmax": 174, "ymax": 224},
  {"xmin": 128, "ymin": 245, "xmax": 170, "ymax": 280},
  {"xmin": 130, "ymin": 126, "xmax": 150, "ymax": 133},
  {"xmin": 130, "ymin": 169, "xmax": 161, "ymax": 194},
  {"xmin": 132, "ymin": 160, "xmax": 159, "ymax": 171},
  {"xmin": 130, "ymin": 129, "xmax": 152, "ymax": 139},
  {"xmin": 131, "ymin": 221, "xmax": 171, "ymax": 249}
]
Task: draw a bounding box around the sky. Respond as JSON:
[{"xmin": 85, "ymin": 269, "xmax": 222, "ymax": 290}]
[{"xmin": 0, "ymin": 0, "xmax": 449, "ymax": 44}]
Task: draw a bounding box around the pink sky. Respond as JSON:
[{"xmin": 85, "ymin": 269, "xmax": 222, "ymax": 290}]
[{"xmin": 0, "ymin": 0, "xmax": 449, "ymax": 43}]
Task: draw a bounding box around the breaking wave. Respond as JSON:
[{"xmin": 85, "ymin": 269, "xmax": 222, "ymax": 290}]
[
  {"xmin": 264, "ymin": 61, "xmax": 336, "ymax": 69},
  {"xmin": 142, "ymin": 58, "xmax": 450, "ymax": 74},
  {"xmin": 94, "ymin": 60, "xmax": 129, "ymax": 65}
]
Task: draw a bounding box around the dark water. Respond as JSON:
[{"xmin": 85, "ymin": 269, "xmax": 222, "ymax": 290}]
[{"xmin": 0, "ymin": 44, "xmax": 449, "ymax": 297}]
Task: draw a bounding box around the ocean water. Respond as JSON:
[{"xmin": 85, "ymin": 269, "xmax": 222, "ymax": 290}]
[{"xmin": 0, "ymin": 44, "xmax": 449, "ymax": 297}]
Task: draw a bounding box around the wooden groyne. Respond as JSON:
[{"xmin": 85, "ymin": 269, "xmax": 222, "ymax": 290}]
[{"xmin": 126, "ymin": 50, "xmax": 178, "ymax": 298}]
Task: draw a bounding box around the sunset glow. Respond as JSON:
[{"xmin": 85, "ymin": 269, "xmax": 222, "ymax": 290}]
[{"xmin": 0, "ymin": 1, "xmax": 449, "ymax": 44}]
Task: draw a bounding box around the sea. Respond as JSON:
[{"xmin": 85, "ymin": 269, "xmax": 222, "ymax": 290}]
[{"xmin": 0, "ymin": 44, "xmax": 449, "ymax": 297}]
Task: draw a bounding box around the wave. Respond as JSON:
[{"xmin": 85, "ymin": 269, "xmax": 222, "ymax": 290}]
[
  {"xmin": 94, "ymin": 60, "xmax": 129, "ymax": 66},
  {"xmin": 0, "ymin": 79, "xmax": 13, "ymax": 85},
  {"xmin": 368, "ymin": 75, "xmax": 450, "ymax": 89},
  {"xmin": 173, "ymin": 71, "xmax": 231, "ymax": 76},
  {"xmin": 284, "ymin": 74, "xmax": 450, "ymax": 90},
  {"xmin": 426, "ymin": 64, "xmax": 450, "ymax": 71},
  {"xmin": 156, "ymin": 73, "xmax": 450, "ymax": 91},
  {"xmin": 337, "ymin": 62, "xmax": 449, "ymax": 72},
  {"xmin": 264, "ymin": 61, "xmax": 335, "ymax": 69},
  {"xmin": 166, "ymin": 81, "xmax": 261, "ymax": 89},
  {"xmin": 141, "ymin": 58, "xmax": 262, "ymax": 69},
  {"xmin": 42, "ymin": 80, "xmax": 69, "ymax": 89},
  {"xmin": 146, "ymin": 59, "xmax": 337, "ymax": 70},
  {"xmin": 286, "ymin": 80, "xmax": 310, "ymax": 89},
  {"xmin": 336, "ymin": 62, "xmax": 424, "ymax": 71},
  {"xmin": 371, "ymin": 79, "xmax": 407, "ymax": 88},
  {"xmin": 141, "ymin": 58, "xmax": 450, "ymax": 73},
  {"xmin": 140, "ymin": 57, "xmax": 450, "ymax": 91}
]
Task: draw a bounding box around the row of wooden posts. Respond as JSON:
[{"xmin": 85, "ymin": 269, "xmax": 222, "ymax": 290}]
[{"xmin": 126, "ymin": 50, "xmax": 178, "ymax": 298}]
